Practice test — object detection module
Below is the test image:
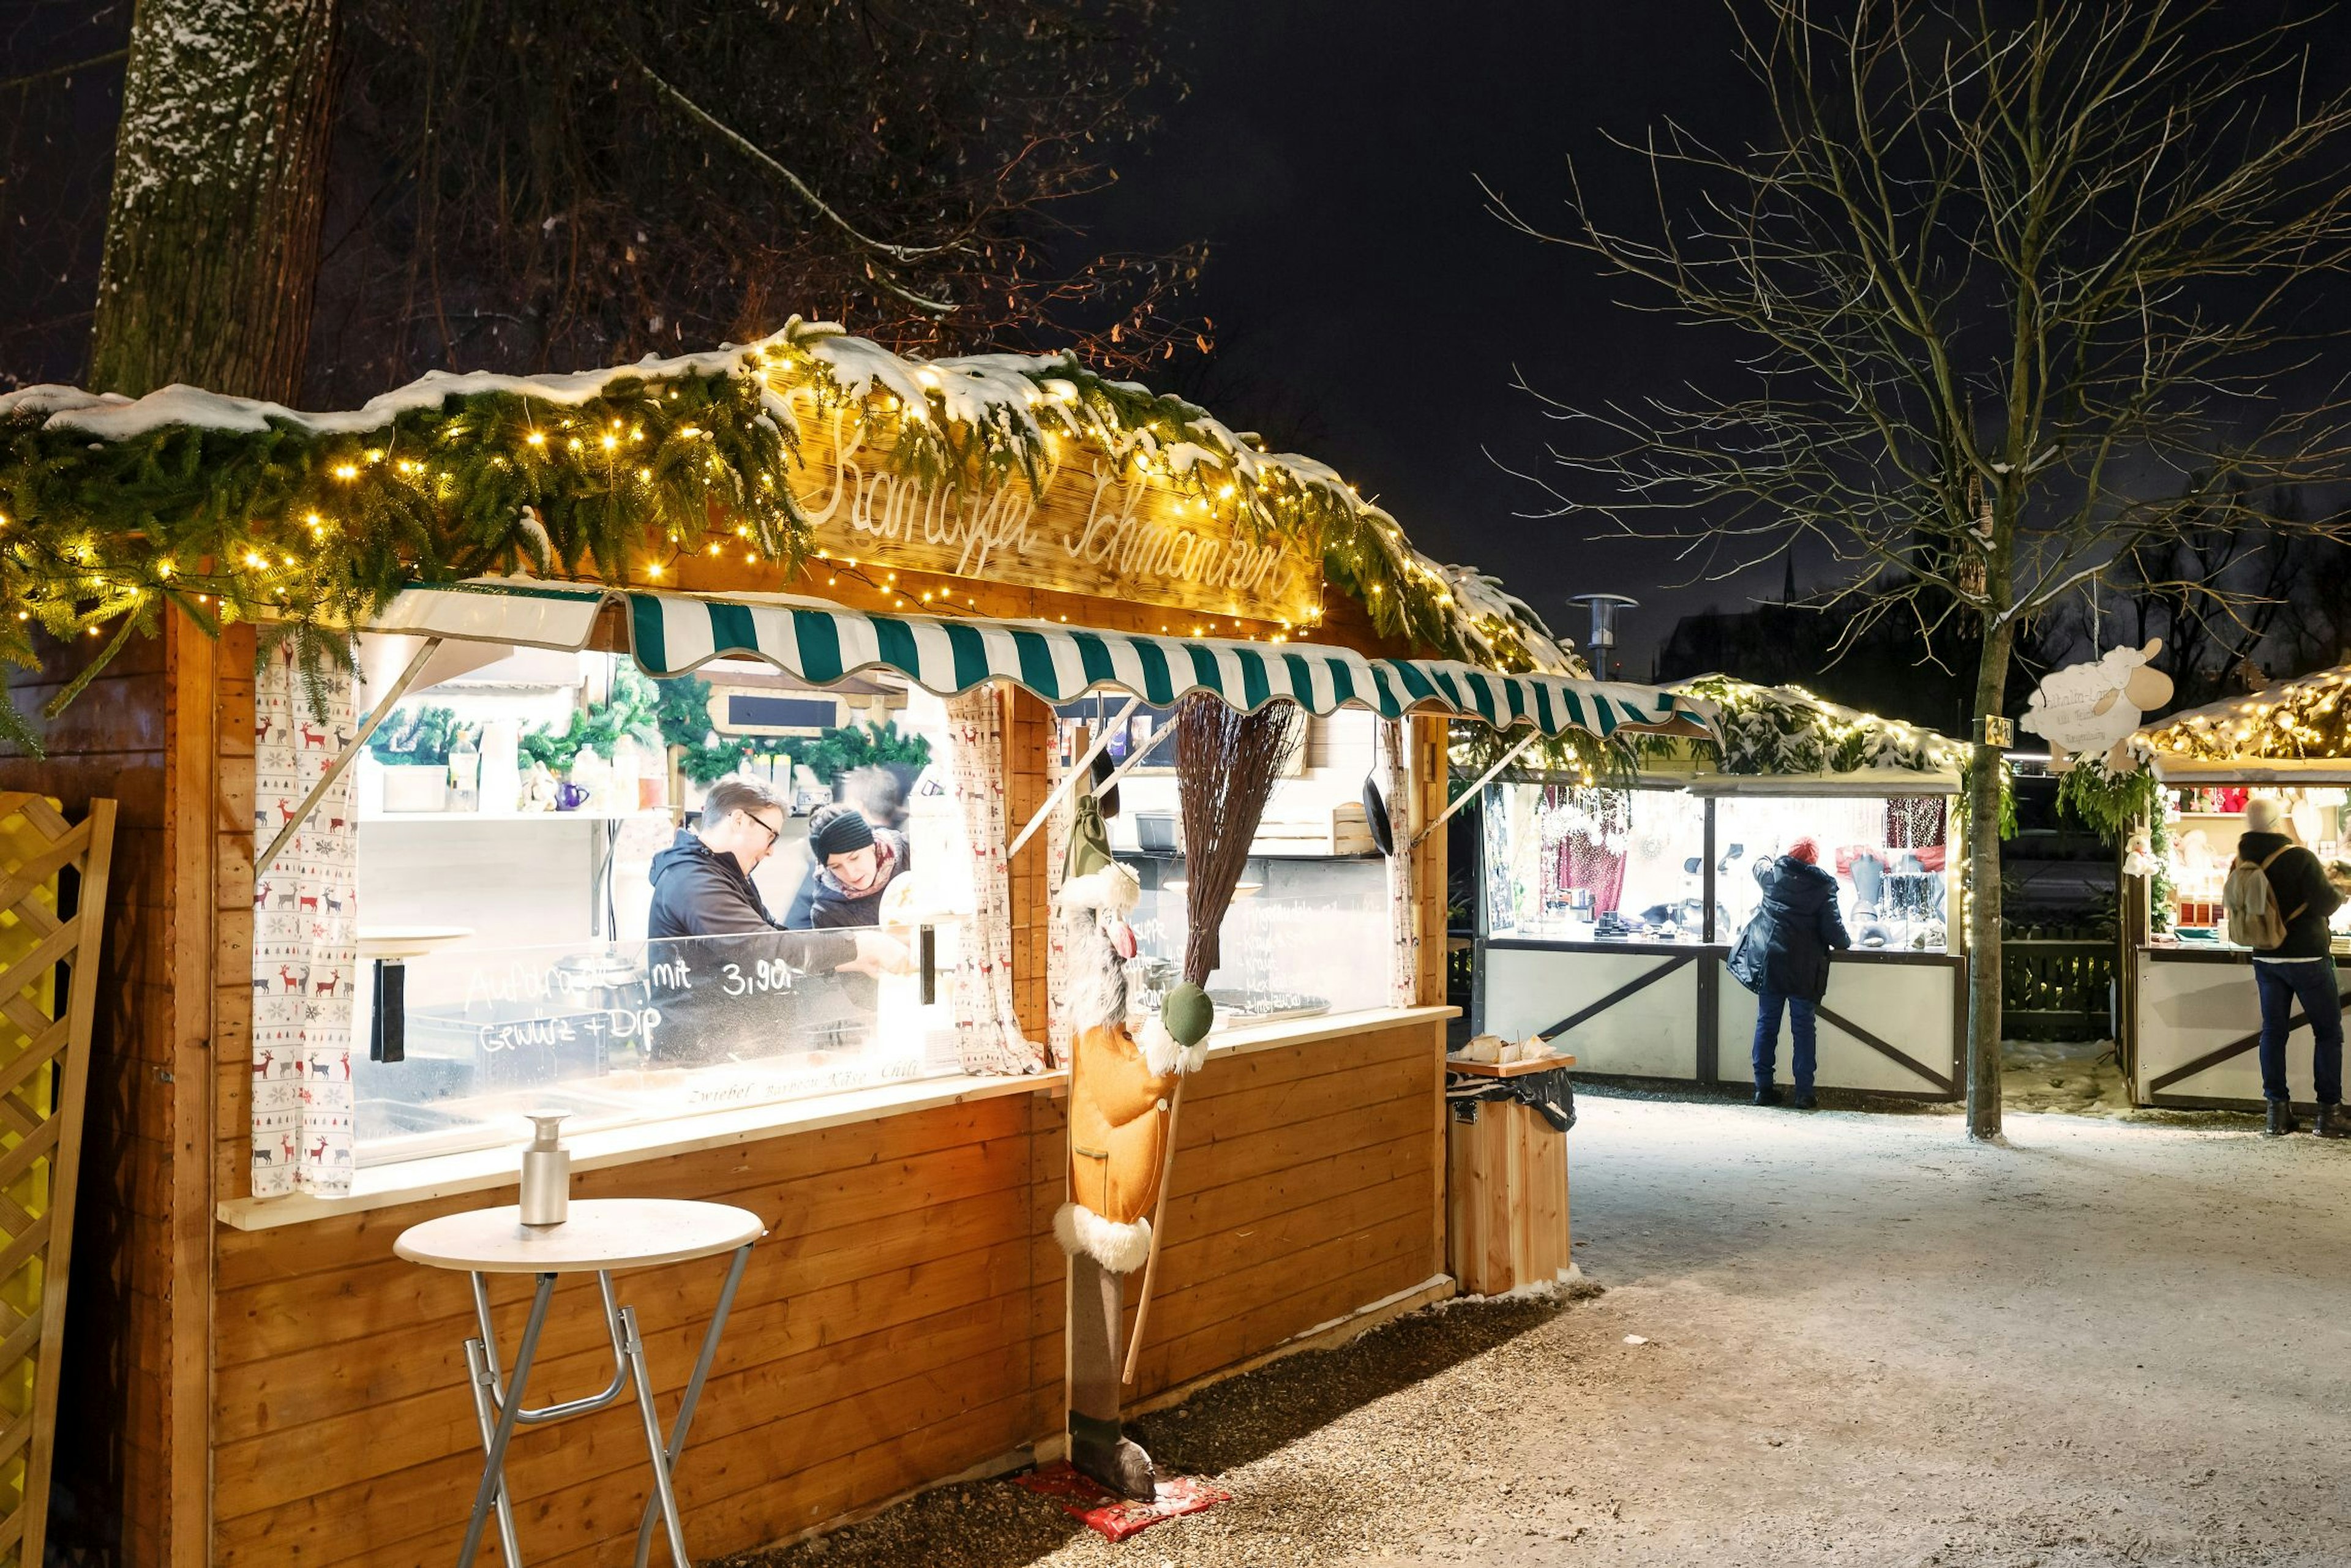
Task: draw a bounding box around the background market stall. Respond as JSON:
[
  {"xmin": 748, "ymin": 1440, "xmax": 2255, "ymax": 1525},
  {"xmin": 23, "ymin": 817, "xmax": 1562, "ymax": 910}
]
[
  {"xmin": 0, "ymin": 321, "xmax": 1709, "ymax": 1567},
  {"xmin": 1472, "ymin": 679, "xmax": 1970, "ymax": 1101},
  {"xmin": 2120, "ymin": 670, "xmax": 2351, "ymax": 1110}
]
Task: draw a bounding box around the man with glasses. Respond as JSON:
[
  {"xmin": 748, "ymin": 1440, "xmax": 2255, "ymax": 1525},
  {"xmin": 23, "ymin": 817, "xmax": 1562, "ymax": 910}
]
[
  {"xmin": 648, "ymin": 777, "xmax": 800, "ymax": 942},
  {"xmin": 646, "ymin": 776, "xmax": 902, "ymax": 1060}
]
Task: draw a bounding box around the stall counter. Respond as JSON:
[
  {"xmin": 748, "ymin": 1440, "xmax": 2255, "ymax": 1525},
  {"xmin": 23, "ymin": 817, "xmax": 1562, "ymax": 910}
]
[
  {"xmin": 2132, "ymin": 941, "xmax": 2351, "ymax": 1109},
  {"xmin": 1478, "ymin": 936, "xmax": 1965, "ymax": 1098}
]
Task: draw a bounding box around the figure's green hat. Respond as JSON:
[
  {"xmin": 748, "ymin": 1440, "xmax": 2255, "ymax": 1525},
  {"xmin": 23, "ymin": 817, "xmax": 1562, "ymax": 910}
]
[{"xmin": 1065, "ymin": 794, "xmax": 1114, "ymax": 883}]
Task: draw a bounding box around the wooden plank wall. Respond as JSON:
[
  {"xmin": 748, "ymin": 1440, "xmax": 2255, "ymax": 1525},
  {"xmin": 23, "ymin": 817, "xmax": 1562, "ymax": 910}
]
[
  {"xmin": 1411, "ymin": 715, "xmax": 1450, "ymax": 1007},
  {"xmin": 210, "ymin": 1092, "xmax": 1064, "ymax": 1568},
  {"xmin": 1002, "ymin": 689, "xmax": 1051, "ymax": 1041},
  {"xmin": 207, "ymin": 1018, "xmax": 1445, "ymax": 1567},
  {"xmin": 1122, "ymin": 1022, "xmax": 1446, "ymax": 1400},
  {"xmin": 0, "ymin": 625, "xmax": 178, "ymax": 1567},
  {"xmin": 212, "ymin": 629, "xmax": 257, "ymax": 1209}
]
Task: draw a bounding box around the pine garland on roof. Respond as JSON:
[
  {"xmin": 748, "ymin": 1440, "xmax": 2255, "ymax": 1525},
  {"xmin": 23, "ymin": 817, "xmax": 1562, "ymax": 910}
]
[{"xmin": 0, "ymin": 317, "xmax": 1570, "ymax": 752}]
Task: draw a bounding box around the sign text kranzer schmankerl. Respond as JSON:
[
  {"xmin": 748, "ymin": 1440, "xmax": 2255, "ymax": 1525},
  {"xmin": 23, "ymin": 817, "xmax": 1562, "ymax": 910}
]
[{"xmin": 783, "ymin": 397, "xmax": 1316, "ymax": 621}]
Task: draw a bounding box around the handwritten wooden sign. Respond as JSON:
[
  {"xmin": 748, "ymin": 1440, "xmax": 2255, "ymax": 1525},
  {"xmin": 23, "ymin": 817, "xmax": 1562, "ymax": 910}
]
[{"xmin": 781, "ymin": 398, "xmax": 1324, "ymax": 625}]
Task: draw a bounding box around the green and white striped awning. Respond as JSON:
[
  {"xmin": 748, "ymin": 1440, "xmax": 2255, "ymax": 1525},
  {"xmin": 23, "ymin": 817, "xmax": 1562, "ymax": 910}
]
[{"xmin": 361, "ymin": 580, "xmax": 1716, "ymax": 741}]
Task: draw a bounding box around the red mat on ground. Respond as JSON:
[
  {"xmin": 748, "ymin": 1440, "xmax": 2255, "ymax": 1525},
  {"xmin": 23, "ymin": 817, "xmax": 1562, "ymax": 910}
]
[{"xmin": 1012, "ymin": 1461, "xmax": 1230, "ymax": 1542}]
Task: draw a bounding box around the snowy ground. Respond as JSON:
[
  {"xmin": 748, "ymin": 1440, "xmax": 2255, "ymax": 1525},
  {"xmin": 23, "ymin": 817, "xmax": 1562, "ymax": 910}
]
[{"xmin": 733, "ymin": 1075, "xmax": 2351, "ymax": 1568}]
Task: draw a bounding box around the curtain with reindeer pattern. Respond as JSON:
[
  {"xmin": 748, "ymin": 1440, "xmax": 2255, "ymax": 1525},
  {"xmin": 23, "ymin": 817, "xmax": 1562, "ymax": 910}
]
[{"xmin": 250, "ymin": 642, "xmax": 361, "ymax": 1196}]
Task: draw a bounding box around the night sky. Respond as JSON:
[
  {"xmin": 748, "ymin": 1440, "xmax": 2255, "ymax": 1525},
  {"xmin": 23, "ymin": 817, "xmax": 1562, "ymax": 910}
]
[
  {"xmin": 1065, "ymin": 0, "xmax": 1770, "ymax": 676},
  {"xmin": 12, "ymin": 2, "xmax": 2344, "ymax": 680}
]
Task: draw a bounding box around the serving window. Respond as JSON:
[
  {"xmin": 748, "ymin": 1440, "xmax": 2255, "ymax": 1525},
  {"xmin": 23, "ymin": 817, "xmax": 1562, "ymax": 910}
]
[
  {"xmin": 2159, "ymin": 785, "xmax": 2351, "ymax": 943},
  {"xmin": 345, "ymin": 637, "xmax": 972, "ymax": 1167}
]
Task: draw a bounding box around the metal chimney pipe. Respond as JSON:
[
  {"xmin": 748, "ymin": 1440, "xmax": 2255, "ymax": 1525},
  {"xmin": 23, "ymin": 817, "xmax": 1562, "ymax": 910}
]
[{"xmin": 1566, "ymin": 593, "xmax": 1639, "ymax": 677}]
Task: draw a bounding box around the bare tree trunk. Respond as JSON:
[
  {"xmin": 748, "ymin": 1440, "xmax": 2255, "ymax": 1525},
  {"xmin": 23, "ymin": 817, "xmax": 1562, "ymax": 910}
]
[
  {"xmin": 88, "ymin": 0, "xmax": 340, "ymax": 400},
  {"xmin": 1965, "ymin": 618, "xmax": 2015, "ymax": 1140}
]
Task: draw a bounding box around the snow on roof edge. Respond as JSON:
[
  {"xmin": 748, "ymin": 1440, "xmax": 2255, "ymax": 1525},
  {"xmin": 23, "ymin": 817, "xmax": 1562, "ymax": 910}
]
[{"xmin": 0, "ymin": 316, "xmax": 1577, "ymax": 674}]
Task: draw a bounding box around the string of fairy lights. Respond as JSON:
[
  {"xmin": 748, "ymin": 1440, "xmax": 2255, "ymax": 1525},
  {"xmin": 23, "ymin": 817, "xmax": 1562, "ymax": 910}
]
[{"xmin": 0, "ymin": 318, "xmax": 1562, "ymax": 749}]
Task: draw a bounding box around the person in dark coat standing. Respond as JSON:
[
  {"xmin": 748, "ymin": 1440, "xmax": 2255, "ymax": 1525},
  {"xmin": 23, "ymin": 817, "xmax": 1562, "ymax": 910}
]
[
  {"xmin": 1741, "ymin": 837, "xmax": 1851, "ymax": 1108},
  {"xmin": 2238, "ymin": 797, "xmax": 2347, "ymax": 1137}
]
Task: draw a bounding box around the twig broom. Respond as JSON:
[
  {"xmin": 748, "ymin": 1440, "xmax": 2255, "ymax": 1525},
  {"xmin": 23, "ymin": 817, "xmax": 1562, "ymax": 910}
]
[{"xmin": 1123, "ymin": 693, "xmax": 1302, "ymax": 1384}]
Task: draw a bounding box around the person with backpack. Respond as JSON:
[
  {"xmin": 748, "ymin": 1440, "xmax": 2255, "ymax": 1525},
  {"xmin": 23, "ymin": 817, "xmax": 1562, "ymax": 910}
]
[
  {"xmin": 2229, "ymin": 797, "xmax": 2347, "ymax": 1136},
  {"xmin": 1728, "ymin": 836, "xmax": 1852, "ymax": 1108}
]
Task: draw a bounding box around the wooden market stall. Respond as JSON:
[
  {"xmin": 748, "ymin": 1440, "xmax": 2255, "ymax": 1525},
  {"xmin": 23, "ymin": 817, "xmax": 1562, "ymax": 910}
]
[
  {"xmin": 1474, "ymin": 680, "xmax": 1970, "ymax": 1101},
  {"xmin": 2120, "ymin": 670, "xmax": 2351, "ymax": 1109},
  {"xmin": 0, "ymin": 322, "xmax": 1711, "ymax": 1567}
]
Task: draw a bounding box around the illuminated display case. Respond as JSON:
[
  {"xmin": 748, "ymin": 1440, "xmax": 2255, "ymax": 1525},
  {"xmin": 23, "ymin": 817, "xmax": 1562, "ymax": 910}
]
[
  {"xmin": 1482, "ymin": 783, "xmax": 1708, "ymax": 943},
  {"xmin": 2158, "ymin": 785, "xmax": 2351, "ymax": 941},
  {"xmin": 347, "ymin": 637, "xmax": 972, "ymax": 1168},
  {"xmin": 1714, "ymin": 793, "xmax": 1952, "ymax": 954}
]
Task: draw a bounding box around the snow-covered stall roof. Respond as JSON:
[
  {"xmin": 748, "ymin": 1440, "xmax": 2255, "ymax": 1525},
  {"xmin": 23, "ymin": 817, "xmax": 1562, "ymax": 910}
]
[
  {"xmin": 1665, "ymin": 677, "xmax": 1967, "ymax": 792},
  {"xmin": 2133, "ymin": 666, "xmax": 2351, "ymax": 781},
  {"xmin": 0, "ymin": 317, "xmax": 1575, "ymax": 675}
]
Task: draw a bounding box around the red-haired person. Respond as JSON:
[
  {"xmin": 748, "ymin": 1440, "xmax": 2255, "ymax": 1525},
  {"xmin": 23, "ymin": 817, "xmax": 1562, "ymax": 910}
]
[{"xmin": 1730, "ymin": 836, "xmax": 1851, "ymax": 1108}]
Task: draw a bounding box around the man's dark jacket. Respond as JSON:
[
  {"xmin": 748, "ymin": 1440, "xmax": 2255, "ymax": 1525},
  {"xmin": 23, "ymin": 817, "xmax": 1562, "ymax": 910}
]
[
  {"xmin": 2238, "ymin": 830, "xmax": 2343, "ymax": 960},
  {"xmin": 652, "ymin": 830, "xmax": 788, "ymax": 939},
  {"xmin": 1730, "ymin": 856, "xmax": 1853, "ymax": 1002}
]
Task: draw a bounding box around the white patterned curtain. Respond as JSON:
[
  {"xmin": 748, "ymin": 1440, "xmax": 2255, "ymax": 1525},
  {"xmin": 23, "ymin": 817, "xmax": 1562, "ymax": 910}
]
[
  {"xmin": 944, "ymin": 688, "xmax": 1048, "ymax": 1075},
  {"xmin": 1384, "ymin": 718, "xmax": 1422, "ymax": 1007},
  {"xmin": 250, "ymin": 642, "xmax": 360, "ymax": 1196},
  {"xmin": 1043, "ymin": 727, "xmax": 1077, "ymax": 1068}
]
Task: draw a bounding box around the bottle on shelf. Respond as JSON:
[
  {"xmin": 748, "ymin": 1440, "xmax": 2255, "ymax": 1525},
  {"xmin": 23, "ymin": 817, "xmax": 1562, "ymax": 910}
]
[
  {"xmin": 478, "ymin": 719, "xmax": 522, "ymax": 814},
  {"xmin": 448, "ymin": 729, "xmax": 480, "ymax": 813}
]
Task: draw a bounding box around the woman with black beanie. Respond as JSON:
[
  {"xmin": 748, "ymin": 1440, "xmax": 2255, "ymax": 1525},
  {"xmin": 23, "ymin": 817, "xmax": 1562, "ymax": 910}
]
[{"xmin": 786, "ymin": 803, "xmax": 911, "ymax": 930}]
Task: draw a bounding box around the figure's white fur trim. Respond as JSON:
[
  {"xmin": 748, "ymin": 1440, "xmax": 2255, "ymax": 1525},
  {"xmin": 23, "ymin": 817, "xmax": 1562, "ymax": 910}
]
[
  {"xmin": 1058, "ymin": 861, "xmax": 1139, "ymax": 915},
  {"xmin": 1060, "ymin": 913, "xmax": 1128, "ymax": 1035},
  {"xmin": 1054, "ymin": 1202, "xmax": 1153, "ymax": 1273},
  {"xmin": 1137, "ymin": 1014, "xmax": 1209, "ymax": 1077}
]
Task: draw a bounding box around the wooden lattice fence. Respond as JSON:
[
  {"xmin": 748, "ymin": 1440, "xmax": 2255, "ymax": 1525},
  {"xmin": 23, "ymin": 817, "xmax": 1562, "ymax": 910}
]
[{"xmin": 0, "ymin": 793, "xmax": 114, "ymax": 1568}]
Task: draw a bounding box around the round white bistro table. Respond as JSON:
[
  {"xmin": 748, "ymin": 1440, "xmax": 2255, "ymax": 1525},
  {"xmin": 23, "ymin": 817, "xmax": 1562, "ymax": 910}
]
[{"xmin": 395, "ymin": 1198, "xmax": 765, "ymax": 1568}]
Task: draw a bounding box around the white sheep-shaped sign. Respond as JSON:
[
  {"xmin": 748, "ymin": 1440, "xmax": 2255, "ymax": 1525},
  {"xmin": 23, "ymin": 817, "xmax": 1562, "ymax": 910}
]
[{"xmin": 2020, "ymin": 639, "xmax": 2174, "ymax": 773}]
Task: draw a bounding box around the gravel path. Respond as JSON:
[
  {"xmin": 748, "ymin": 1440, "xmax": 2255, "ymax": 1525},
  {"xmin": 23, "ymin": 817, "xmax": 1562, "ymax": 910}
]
[{"xmin": 727, "ymin": 1082, "xmax": 2351, "ymax": 1567}]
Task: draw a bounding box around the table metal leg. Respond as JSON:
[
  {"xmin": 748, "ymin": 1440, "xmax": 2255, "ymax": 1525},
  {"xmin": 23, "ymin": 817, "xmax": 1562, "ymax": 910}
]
[
  {"xmin": 620, "ymin": 1299, "xmax": 693, "ymax": 1568},
  {"xmin": 629, "ymin": 1243, "xmax": 755, "ymax": 1568},
  {"xmin": 463, "ymin": 1336, "xmax": 525, "ymax": 1568},
  {"xmin": 459, "ymin": 1272, "xmax": 555, "ymax": 1568}
]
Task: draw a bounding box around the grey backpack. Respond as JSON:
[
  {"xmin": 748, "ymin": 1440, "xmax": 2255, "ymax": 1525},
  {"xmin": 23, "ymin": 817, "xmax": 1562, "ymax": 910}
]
[{"xmin": 2224, "ymin": 847, "xmax": 2300, "ymax": 950}]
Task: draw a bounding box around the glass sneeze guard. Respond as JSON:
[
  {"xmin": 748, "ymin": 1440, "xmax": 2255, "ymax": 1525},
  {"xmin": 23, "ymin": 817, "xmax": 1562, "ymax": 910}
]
[
  {"xmin": 1119, "ymin": 857, "xmax": 1389, "ymax": 1026},
  {"xmin": 353, "ymin": 922, "xmax": 967, "ymax": 1166}
]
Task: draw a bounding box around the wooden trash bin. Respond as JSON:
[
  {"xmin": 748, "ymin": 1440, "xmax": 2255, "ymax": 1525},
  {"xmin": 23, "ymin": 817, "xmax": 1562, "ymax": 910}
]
[{"xmin": 1445, "ymin": 1054, "xmax": 1573, "ymax": 1294}]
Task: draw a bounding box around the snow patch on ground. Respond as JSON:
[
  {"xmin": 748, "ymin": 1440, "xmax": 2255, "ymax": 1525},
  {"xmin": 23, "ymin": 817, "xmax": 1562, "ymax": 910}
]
[{"xmin": 2004, "ymin": 1037, "xmax": 2134, "ymax": 1117}]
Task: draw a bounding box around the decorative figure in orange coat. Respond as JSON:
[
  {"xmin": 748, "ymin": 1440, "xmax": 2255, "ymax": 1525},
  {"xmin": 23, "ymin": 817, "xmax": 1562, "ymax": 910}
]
[{"xmin": 1053, "ymin": 794, "xmax": 1211, "ymax": 1498}]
